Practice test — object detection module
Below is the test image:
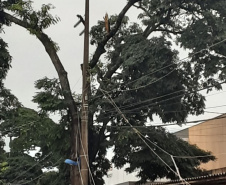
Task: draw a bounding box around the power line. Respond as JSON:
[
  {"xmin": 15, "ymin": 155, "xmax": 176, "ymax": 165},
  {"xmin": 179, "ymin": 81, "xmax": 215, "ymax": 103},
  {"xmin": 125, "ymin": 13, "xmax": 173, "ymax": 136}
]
[
  {"xmin": 19, "ymin": 157, "xmax": 63, "ymax": 185},
  {"xmin": 71, "ymin": 76, "xmax": 82, "ymax": 91},
  {"xmin": 0, "ymin": 105, "xmax": 225, "ymax": 138},
  {"xmin": 91, "ymin": 37, "xmax": 226, "ymax": 101},
  {"xmin": 103, "ymin": 108, "xmax": 225, "ymax": 117},
  {"xmin": 126, "ymin": 63, "xmax": 177, "ymax": 86},
  {"xmin": 10, "ymin": 152, "xmax": 53, "ymax": 184},
  {"xmin": 100, "ymin": 89, "xmax": 223, "ymax": 162},
  {"xmin": 94, "ymin": 97, "xmax": 226, "ymax": 123},
  {"xmin": 89, "ymin": 37, "xmax": 226, "ymax": 117},
  {"xmin": 101, "ymin": 80, "xmax": 226, "ymax": 114},
  {"xmin": 173, "ymin": 152, "xmax": 226, "ymax": 159},
  {"xmin": 102, "ymin": 114, "xmax": 226, "ymax": 128},
  {"xmin": 117, "ymin": 68, "xmax": 176, "ymax": 92},
  {"xmin": 100, "ymin": 88, "xmax": 190, "ymax": 184}
]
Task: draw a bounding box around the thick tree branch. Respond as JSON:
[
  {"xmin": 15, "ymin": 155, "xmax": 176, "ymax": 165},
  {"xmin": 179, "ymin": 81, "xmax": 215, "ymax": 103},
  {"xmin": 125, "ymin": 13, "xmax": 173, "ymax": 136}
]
[
  {"xmin": 2, "ymin": 12, "xmax": 77, "ymax": 117},
  {"xmin": 105, "ymin": 58, "xmax": 123, "ymax": 80},
  {"xmin": 142, "ymin": 8, "xmax": 178, "ymax": 38},
  {"xmin": 143, "ymin": 22, "xmax": 162, "ymax": 38},
  {"xmin": 90, "ymin": 119, "xmax": 109, "ymax": 162},
  {"xmin": 89, "ymin": 0, "xmax": 141, "ymax": 69},
  {"xmin": 104, "ymin": 42, "xmax": 124, "ymax": 80}
]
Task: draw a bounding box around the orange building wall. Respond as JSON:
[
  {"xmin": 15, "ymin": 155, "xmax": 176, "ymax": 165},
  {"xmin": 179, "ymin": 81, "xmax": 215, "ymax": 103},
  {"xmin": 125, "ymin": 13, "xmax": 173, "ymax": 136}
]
[{"xmin": 188, "ymin": 115, "xmax": 226, "ymax": 171}]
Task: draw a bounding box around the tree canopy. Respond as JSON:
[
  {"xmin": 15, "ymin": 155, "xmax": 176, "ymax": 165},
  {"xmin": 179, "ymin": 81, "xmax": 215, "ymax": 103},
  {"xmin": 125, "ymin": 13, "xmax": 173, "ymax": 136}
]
[{"xmin": 1, "ymin": 0, "xmax": 226, "ymax": 184}]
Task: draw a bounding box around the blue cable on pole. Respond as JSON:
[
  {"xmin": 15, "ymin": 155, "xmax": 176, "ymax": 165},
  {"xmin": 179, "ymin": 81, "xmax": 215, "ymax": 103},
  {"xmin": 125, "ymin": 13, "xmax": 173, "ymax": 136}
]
[{"xmin": 65, "ymin": 158, "xmax": 80, "ymax": 166}]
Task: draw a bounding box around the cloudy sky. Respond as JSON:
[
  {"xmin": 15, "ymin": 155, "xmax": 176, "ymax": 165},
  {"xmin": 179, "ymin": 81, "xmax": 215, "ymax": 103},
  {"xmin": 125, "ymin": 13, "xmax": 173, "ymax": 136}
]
[{"xmin": 1, "ymin": 0, "xmax": 226, "ymax": 184}]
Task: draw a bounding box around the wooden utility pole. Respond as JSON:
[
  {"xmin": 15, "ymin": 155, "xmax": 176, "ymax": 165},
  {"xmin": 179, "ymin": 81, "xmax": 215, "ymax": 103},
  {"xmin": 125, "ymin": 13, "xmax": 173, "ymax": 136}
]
[{"xmin": 81, "ymin": 0, "xmax": 89, "ymax": 184}]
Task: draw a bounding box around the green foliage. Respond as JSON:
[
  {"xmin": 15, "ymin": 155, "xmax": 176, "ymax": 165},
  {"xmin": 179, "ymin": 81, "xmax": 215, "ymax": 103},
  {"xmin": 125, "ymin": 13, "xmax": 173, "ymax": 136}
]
[
  {"xmin": 0, "ymin": 106, "xmax": 70, "ymax": 184},
  {"xmin": 1, "ymin": 0, "xmax": 226, "ymax": 184},
  {"xmin": 36, "ymin": 171, "xmax": 65, "ymax": 185},
  {"xmin": 0, "ymin": 154, "xmax": 42, "ymax": 185},
  {"xmin": 0, "ymin": 37, "xmax": 21, "ymax": 122},
  {"xmin": 112, "ymin": 126, "xmax": 214, "ymax": 184},
  {"xmin": 0, "ymin": 106, "xmax": 69, "ymax": 157},
  {"xmin": 0, "ymin": 38, "xmax": 12, "ymax": 80},
  {"xmin": 33, "ymin": 77, "xmax": 66, "ymax": 113},
  {"xmin": 1, "ymin": 0, "xmax": 60, "ymax": 31}
]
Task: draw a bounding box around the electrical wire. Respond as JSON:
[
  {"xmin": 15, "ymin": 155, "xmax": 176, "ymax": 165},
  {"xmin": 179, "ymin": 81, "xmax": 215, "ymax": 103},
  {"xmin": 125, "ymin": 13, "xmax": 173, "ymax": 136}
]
[
  {"xmin": 94, "ymin": 98, "xmax": 226, "ymax": 123},
  {"xmin": 102, "ymin": 108, "xmax": 225, "ymax": 117},
  {"xmin": 90, "ymin": 78, "xmax": 225, "ymax": 119},
  {"xmin": 126, "ymin": 63, "xmax": 177, "ymax": 86},
  {"xmin": 89, "ymin": 37, "xmax": 226, "ymax": 114},
  {"xmin": 100, "ymin": 88, "xmax": 226, "ymax": 165},
  {"xmin": 10, "ymin": 152, "xmax": 53, "ymax": 184},
  {"xmin": 101, "ymin": 114, "xmax": 226, "ymax": 128},
  {"xmin": 132, "ymin": 124, "xmax": 226, "ymax": 136},
  {"xmin": 76, "ymin": 113, "xmax": 85, "ymax": 185},
  {"xmin": 1, "ymin": 106, "xmax": 225, "ymax": 138},
  {"xmin": 102, "ymin": 80, "xmax": 226, "ymax": 114},
  {"xmin": 91, "ymin": 37, "xmax": 226, "ymax": 100},
  {"xmin": 100, "ymin": 88, "xmax": 190, "ymax": 184},
  {"xmin": 118, "ymin": 68, "xmax": 176, "ymax": 92},
  {"xmin": 71, "ymin": 76, "xmax": 82, "ymax": 91},
  {"xmin": 19, "ymin": 157, "xmax": 63, "ymax": 185},
  {"xmin": 102, "ymin": 81, "xmax": 224, "ymax": 114},
  {"xmin": 173, "ymin": 152, "xmax": 226, "ymax": 159},
  {"xmin": 124, "ymin": 37, "xmax": 226, "ymax": 90}
]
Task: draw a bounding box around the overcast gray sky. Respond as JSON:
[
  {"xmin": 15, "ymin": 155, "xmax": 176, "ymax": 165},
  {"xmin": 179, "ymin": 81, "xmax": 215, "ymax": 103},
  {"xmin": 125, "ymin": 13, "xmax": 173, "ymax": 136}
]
[{"xmin": 1, "ymin": 1, "xmax": 226, "ymax": 184}]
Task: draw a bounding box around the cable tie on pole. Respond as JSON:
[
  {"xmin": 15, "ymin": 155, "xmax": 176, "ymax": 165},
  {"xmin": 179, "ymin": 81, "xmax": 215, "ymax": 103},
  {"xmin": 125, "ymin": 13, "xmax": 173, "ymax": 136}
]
[
  {"xmin": 80, "ymin": 154, "xmax": 88, "ymax": 157},
  {"xmin": 83, "ymin": 103, "xmax": 88, "ymax": 107},
  {"xmin": 81, "ymin": 169, "xmax": 89, "ymax": 171}
]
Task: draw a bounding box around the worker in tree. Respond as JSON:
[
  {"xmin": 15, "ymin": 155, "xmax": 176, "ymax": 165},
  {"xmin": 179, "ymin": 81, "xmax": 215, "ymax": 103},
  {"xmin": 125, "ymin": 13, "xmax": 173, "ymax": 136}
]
[{"xmin": 104, "ymin": 13, "xmax": 110, "ymax": 33}]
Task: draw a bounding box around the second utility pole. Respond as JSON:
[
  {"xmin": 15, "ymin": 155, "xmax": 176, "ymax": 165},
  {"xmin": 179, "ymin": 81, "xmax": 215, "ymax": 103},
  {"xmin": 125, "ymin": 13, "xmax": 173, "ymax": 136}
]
[{"xmin": 81, "ymin": 0, "xmax": 89, "ymax": 184}]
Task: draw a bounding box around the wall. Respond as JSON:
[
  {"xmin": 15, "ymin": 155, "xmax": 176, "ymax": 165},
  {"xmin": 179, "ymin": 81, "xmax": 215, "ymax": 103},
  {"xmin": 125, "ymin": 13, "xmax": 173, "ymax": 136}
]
[
  {"xmin": 188, "ymin": 114, "xmax": 226, "ymax": 171},
  {"xmin": 174, "ymin": 128, "xmax": 189, "ymax": 141}
]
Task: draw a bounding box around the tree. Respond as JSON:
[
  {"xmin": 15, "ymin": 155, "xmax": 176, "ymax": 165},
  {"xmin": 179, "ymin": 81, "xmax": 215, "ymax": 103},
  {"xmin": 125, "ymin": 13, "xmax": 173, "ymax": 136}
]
[
  {"xmin": 0, "ymin": 106, "xmax": 70, "ymax": 184},
  {"xmin": 1, "ymin": 0, "xmax": 226, "ymax": 184},
  {"xmin": 0, "ymin": 154, "xmax": 42, "ymax": 185},
  {"xmin": 0, "ymin": 33, "xmax": 22, "ymax": 185}
]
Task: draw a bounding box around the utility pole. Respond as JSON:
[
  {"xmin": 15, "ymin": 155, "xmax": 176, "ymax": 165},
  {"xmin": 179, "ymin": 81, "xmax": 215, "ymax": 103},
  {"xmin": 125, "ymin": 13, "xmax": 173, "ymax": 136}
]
[{"xmin": 81, "ymin": 0, "xmax": 89, "ymax": 184}]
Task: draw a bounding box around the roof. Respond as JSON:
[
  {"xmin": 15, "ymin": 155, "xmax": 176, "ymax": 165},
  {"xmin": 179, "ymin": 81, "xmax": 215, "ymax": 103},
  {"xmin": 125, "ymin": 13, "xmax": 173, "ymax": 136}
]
[
  {"xmin": 150, "ymin": 172, "xmax": 226, "ymax": 185},
  {"xmin": 174, "ymin": 113, "xmax": 226, "ymax": 135}
]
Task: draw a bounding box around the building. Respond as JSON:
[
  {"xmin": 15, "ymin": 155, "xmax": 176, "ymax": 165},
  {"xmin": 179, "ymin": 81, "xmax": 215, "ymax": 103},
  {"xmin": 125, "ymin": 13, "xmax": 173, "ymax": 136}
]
[
  {"xmin": 174, "ymin": 114, "xmax": 226, "ymax": 173},
  {"xmin": 115, "ymin": 173, "xmax": 226, "ymax": 185},
  {"xmin": 150, "ymin": 172, "xmax": 226, "ymax": 185}
]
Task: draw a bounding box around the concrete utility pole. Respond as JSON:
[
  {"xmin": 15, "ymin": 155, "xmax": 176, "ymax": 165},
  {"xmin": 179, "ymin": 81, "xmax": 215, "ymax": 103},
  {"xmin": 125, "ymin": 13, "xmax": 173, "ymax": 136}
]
[{"xmin": 80, "ymin": 0, "xmax": 89, "ymax": 184}]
